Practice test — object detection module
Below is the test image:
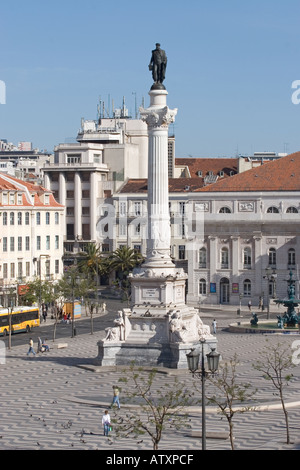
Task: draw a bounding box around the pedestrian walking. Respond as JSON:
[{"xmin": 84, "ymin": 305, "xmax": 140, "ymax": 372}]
[
  {"xmin": 258, "ymin": 297, "xmax": 263, "ymax": 310},
  {"xmin": 212, "ymin": 319, "xmax": 217, "ymax": 334},
  {"xmin": 102, "ymin": 410, "xmax": 111, "ymax": 436},
  {"xmin": 42, "ymin": 304, "xmax": 47, "ymax": 322},
  {"xmin": 248, "ymin": 300, "xmax": 252, "ymax": 311},
  {"xmin": 27, "ymin": 338, "xmax": 36, "ymax": 356},
  {"xmin": 110, "ymin": 385, "xmax": 121, "ymax": 409}
]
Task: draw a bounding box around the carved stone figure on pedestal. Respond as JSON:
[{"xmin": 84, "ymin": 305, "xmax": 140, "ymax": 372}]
[
  {"xmin": 104, "ymin": 310, "xmax": 125, "ymax": 342},
  {"xmin": 195, "ymin": 315, "xmax": 212, "ymax": 339},
  {"xmin": 149, "ymin": 43, "xmax": 167, "ymax": 87},
  {"xmin": 169, "ymin": 312, "xmax": 188, "ymax": 343}
]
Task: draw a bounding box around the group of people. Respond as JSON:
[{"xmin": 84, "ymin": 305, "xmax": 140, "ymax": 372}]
[
  {"xmin": 248, "ymin": 298, "xmax": 264, "ymax": 311},
  {"xmin": 27, "ymin": 337, "xmax": 50, "ymax": 356},
  {"xmin": 62, "ymin": 313, "xmax": 72, "ymax": 324}
]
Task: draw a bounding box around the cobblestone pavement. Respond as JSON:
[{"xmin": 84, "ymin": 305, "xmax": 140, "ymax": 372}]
[{"xmin": 1, "ymin": 302, "xmax": 300, "ymax": 452}]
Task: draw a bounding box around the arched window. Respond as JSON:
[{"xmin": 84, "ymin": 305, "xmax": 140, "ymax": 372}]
[
  {"xmin": 3, "ymin": 212, "xmax": 7, "ymax": 225},
  {"xmin": 199, "ymin": 247, "xmax": 207, "ymax": 268},
  {"xmin": 219, "ymin": 207, "xmax": 231, "ymax": 213},
  {"xmin": 243, "ymin": 279, "xmax": 251, "ymax": 297},
  {"xmin": 10, "ymin": 212, "xmax": 14, "ymax": 225},
  {"xmin": 17, "ymin": 212, "xmax": 22, "ymax": 225},
  {"xmin": 36, "ymin": 212, "xmax": 41, "ymax": 225},
  {"xmin": 25, "ymin": 212, "xmax": 30, "ymax": 225},
  {"xmin": 268, "ymin": 247, "xmax": 276, "ymax": 266},
  {"xmin": 243, "ymin": 247, "xmax": 251, "ymax": 269},
  {"xmin": 46, "ymin": 212, "xmax": 50, "ymax": 225},
  {"xmin": 55, "ymin": 212, "xmax": 59, "ymax": 224},
  {"xmin": 267, "ymin": 206, "xmax": 279, "ymax": 213},
  {"xmin": 286, "ymin": 207, "xmax": 298, "ymax": 213},
  {"xmin": 221, "ymin": 247, "xmax": 229, "ymax": 268},
  {"xmin": 288, "ymin": 248, "xmax": 296, "ymax": 266},
  {"xmin": 199, "ymin": 278, "xmax": 207, "ymax": 295}
]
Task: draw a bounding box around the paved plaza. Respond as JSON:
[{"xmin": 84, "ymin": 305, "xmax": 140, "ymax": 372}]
[{"xmin": 1, "ymin": 299, "xmax": 300, "ymax": 452}]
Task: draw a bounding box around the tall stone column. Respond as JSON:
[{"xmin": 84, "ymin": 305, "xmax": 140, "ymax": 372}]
[
  {"xmin": 90, "ymin": 172, "xmax": 97, "ymax": 241},
  {"xmin": 140, "ymin": 89, "xmax": 177, "ymax": 270},
  {"xmin": 74, "ymin": 172, "xmax": 82, "ymax": 239},
  {"xmin": 208, "ymin": 236, "xmax": 218, "ymax": 304},
  {"xmin": 253, "ymin": 233, "xmax": 263, "ymax": 301},
  {"xmin": 58, "ymin": 172, "xmax": 66, "ymax": 206}
]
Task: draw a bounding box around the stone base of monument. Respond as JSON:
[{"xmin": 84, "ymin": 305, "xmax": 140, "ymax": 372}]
[{"xmin": 96, "ymin": 306, "xmax": 217, "ymax": 369}]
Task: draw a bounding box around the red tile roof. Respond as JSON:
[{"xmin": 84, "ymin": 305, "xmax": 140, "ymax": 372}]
[
  {"xmin": 0, "ymin": 173, "xmax": 63, "ymax": 207},
  {"xmin": 119, "ymin": 157, "xmax": 239, "ymax": 194},
  {"xmin": 119, "ymin": 178, "xmax": 208, "ymax": 193},
  {"xmin": 196, "ymin": 152, "xmax": 300, "ymax": 192},
  {"xmin": 118, "ymin": 153, "xmax": 300, "ymax": 194},
  {"xmin": 175, "ymin": 157, "xmax": 238, "ymax": 178},
  {"xmin": 119, "ymin": 179, "xmax": 148, "ymax": 193}
]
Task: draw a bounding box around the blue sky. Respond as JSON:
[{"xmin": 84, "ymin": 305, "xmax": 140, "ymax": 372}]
[{"xmin": 1, "ymin": 0, "xmax": 300, "ymax": 157}]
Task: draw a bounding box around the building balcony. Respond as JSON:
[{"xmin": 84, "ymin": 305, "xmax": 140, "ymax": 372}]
[{"xmin": 43, "ymin": 161, "xmax": 109, "ymax": 171}]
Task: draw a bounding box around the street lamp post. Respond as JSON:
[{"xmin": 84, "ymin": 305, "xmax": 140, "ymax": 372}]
[
  {"xmin": 71, "ymin": 275, "xmax": 76, "ymax": 338},
  {"xmin": 39, "ymin": 254, "xmax": 50, "ymax": 318},
  {"xmin": 186, "ymin": 339, "xmax": 220, "ymax": 450},
  {"xmin": 68, "ymin": 267, "xmax": 81, "ymax": 338},
  {"xmin": 7, "ymin": 292, "xmax": 14, "ymax": 351}
]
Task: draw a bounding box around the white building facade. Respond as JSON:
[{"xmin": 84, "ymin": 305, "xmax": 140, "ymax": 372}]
[{"xmin": 0, "ymin": 173, "xmax": 64, "ymax": 304}]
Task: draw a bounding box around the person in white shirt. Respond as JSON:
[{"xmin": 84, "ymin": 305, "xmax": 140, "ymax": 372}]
[
  {"xmin": 27, "ymin": 338, "xmax": 36, "ymax": 356},
  {"xmin": 102, "ymin": 410, "xmax": 111, "ymax": 436}
]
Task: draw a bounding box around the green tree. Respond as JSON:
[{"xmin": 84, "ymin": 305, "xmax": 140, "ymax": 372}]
[
  {"xmin": 20, "ymin": 277, "xmax": 62, "ymax": 341},
  {"xmin": 253, "ymin": 340, "xmax": 296, "ymax": 445},
  {"xmin": 78, "ymin": 242, "xmax": 108, "ymax": 281},
  {"xmin": 109, "ymin": 246, "xmax": 144, "ymax": 273},
  {"xmin": 20, "ymin": 277, "xmax": 56, "ymax": 306},
  {"xmin": 112, "ymin": 363, "xmax": 195, "ymax": 450},
  {"xmin": 109, "ymin": 246, "xmax": 144, "ymax": 303},
  {"xmin": 78, "ymin": 275, "xmax": 98, "ymax": 334},
  {"xmin": 206, "ymin": 353, "xmax": 257, "ymax": 450},
  {"xmin": 58, "ymin": 265, "xmax": 100, "ymax": 335}
]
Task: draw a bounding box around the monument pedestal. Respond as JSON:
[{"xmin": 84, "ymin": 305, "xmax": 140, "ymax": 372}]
[
  {"xmin": 96, "ymin": 268, "xmax": 217, "ymax": 369},
  {"xmin": 96, "ymin": 306, "xmax": 217, "ymax": 369},
  {"xmin": 96, "ymin": 83, "xmax": 217, "ymax": 369}
]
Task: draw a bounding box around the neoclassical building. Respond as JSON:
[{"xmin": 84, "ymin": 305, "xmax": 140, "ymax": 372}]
[
  {"xmin": 100, "ymin": 152, "xmax": 300, "ymax": 307},
  {"xmin": 0, "ymin": 173, "xmax": 64, "ymax": 305}
]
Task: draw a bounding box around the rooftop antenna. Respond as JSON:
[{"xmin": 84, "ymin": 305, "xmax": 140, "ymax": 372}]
[
  {"xmin": 97, "ymin": 95, "xmax": 101, "ymax": 121},
  {"xmin": 122, "ymin": 96, "xmax": 126, "ymax": 117},
  {"xmin": 98, "ymin": 96, "xmax": 102, "ymax": 120},
  {"xmin": 132, "ymin": 91, "xmax": 137, "ymax": 118}
]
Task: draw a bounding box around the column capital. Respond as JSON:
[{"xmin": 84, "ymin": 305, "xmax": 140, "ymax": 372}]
[{"xmin": 140, "ymin": 105, "xmax": 177, "ymax": 128}]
